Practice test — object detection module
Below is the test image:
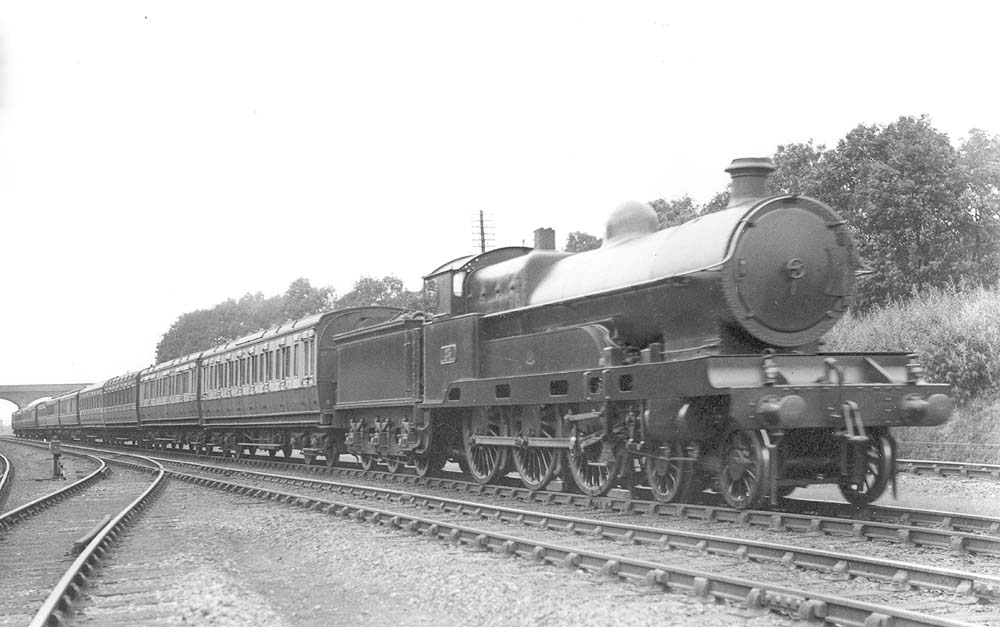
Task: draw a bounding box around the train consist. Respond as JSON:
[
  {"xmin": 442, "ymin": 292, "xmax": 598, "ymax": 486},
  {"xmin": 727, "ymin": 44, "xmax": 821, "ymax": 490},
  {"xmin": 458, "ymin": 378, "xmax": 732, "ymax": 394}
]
[{"xmin": 13, "ymin": 158, "xmax": 954, "ymax": 509}]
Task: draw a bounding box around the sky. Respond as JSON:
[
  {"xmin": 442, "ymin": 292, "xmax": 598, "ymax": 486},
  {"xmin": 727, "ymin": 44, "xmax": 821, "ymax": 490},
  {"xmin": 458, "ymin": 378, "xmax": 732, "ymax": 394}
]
[{"xmin": 1, "ymin": 2, "xmax": 999, "ymax": 422}]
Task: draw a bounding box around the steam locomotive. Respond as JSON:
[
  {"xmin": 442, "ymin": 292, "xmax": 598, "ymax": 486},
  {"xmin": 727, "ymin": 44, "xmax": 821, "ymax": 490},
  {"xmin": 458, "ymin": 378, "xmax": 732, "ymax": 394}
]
[{"xmin": 12, "ymin": 157, "xmax": 953, "ymax": 509}]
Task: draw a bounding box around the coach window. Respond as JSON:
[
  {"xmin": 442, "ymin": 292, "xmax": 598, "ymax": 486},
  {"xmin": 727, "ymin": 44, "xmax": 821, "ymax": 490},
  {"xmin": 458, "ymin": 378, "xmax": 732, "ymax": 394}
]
[{"xmin": 304, "ymin": 340, "xmax": 313, "ymax": 377}]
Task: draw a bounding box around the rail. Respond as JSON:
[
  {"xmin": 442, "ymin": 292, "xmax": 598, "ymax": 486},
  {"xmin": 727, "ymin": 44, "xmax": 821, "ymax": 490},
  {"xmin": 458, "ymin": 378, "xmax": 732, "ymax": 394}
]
[
  {"xmin": 164, "ymin": 465, "xmax": 979, "ymax": 627},
  {"xmin": 161, "ymin": 457, "xmax": 1000, "ymax": 601},
  {"xmin": 0, "ymin": 452, "xmax": 12, "ymax": 512},
  {"xmin": 28, "ymin": 454, "xmax": 166, "ymax": 627},
  {"xmin": 0, "ymin": 454, "xmax": 108, "ymax": 529}
]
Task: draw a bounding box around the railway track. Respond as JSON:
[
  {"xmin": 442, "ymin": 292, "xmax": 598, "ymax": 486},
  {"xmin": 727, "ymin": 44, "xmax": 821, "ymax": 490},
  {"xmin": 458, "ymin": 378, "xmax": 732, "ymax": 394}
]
[
  {"xmin": 899, "ymin": 459, "xmax": 1000, "ymax": 481},
  {"xmin": 33, "ymin": 440, "xmax": 1000, "ymax": 626},
  {"xmin": 0, "ymin": 449, "xmax": 165, "ymax": 626},
  {"xmin": 0, "ymin": 451, "xmax": 12, "ymax": 512},
  {"xmin": 161, "ymin": 456, "xmax": 1000, "ymax": 600},
  {"xmin": 160, "ymin": 462, "xmax": 997, "ymax": 625},
  {"xmin": 37, "ymin": 439, "xmax": 1000, "ymax": 536},
  {"xmin": 68, "ymin": 441, "xmax": 1000, "ymax": 553}
]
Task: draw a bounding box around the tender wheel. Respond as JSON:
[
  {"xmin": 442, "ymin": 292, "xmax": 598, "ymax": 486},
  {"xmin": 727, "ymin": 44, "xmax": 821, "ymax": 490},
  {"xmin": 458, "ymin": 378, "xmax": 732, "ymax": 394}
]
[
  {"xmin": 462, "ymin": 412, "xmax": 509, "ymax": 484},
  {"xmin": 281, "ymin": 444, "xmax": 293, "ymax": 459},
  {"xmin": 412, "ymin": 452, "xmax": 446, "ymax": 477},
  {"xmin": 839, "ymin": 429, "xmax": 894, "ymax": 506},
  {"xmin": 268, "ymin": 448, "xmax": 278, "ymax": 458},
  {"xmin": 324, "ymin": 441, "xmax": 341, "ymax": 468},
  {"xmin": 384, "ymin": 457, "xmax": 403, "ymax": 474},
  {"xmin": 568, "ymin": 439, "xmax": 623, "ymax": 497},
  {"xmin": 717, "ymin": 430, "xmax": 768, "ymax": 510},
  {"xmin": 644, "ymin": 442, "xmax": 695, "ymax": 503},
  {"xmin": 358, "ymin": 454, "xmax": 375, "ymax": 471},
  {"xmin": 303, "ymin": 453, "xmax": 316, "ymax": 467}
]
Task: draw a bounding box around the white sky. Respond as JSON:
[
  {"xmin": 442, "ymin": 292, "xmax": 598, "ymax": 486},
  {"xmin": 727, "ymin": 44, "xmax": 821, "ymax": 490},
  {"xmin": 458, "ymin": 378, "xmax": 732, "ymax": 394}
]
[{"xmin": 1, "ymin": 1, "xmax": 999, "ymax": 422}]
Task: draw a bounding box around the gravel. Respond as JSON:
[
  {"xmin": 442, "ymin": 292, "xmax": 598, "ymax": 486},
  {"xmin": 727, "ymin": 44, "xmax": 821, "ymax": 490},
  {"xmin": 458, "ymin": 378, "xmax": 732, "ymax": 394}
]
[
  {"xmin": 0, "ymin": 441, "xmax": 99, "ymax": 512},
  {"xmin": 73, "ymin": 480, "xmax": 791, "ymax": 626}
]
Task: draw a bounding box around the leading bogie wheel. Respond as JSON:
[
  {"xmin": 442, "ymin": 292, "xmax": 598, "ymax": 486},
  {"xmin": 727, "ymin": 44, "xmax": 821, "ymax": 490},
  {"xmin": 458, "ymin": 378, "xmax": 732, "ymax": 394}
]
[
  {"xmin": 644, "ymin": 441, "xmax": 695, "ymax": 503},
  {"xmin": 717, "ymin": 430, "xmax": 768, "ymax": 510},
  {"xmin": 839, "ymin": 428, "xmax": 894, "ymax": 506},
  {"xmin": 568, "ymin": 439, "xmax": 623, "ymax": 497}
]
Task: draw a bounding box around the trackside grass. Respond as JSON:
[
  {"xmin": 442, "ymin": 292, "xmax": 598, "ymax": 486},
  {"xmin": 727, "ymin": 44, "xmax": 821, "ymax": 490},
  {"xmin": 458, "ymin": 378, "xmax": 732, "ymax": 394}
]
[{"xmin": 824, "ymin": 285, "xmax": 1000, "ymax": 463}]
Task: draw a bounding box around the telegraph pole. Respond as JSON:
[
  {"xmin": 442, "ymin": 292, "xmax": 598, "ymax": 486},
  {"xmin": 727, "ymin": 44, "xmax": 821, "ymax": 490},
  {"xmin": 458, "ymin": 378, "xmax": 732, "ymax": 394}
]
[
  {"xmin": 479, "ymin": 210, "xmax": 486, "ymax": 253},
  {"xmin": 472, "ymin": 210, "xmax": 494, "ymax": 253}
]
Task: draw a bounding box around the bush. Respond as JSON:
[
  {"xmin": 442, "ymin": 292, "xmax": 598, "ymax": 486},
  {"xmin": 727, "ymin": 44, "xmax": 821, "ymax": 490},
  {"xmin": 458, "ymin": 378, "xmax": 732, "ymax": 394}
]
[
  {"xmin": 825, "ymin": 285, "xmax": 1000, "ymax": 403},
  {"xmin": 893, "ymin": 393, "xmax": 1000, "ymax": 463}
]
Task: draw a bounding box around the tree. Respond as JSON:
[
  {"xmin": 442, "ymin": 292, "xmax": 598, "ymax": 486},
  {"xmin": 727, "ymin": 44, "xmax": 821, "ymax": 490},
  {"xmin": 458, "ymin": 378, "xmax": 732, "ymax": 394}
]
[
  {"xmin": 701, "ymin": 190, "xmax": 730, "ymax": 214},
  {"xmin": 822, "ymin": 116, "xmax": 972, "ymax": 308},
  {"xmin": 769, "ymin": 140, "xmax": 830, "ymax": 197},
  {"xmin": 155, "ymin": 279, "xmax": 337, "ymax": 363},
  {"xmin": 338, "ymin": 275, "xmax": 407, "ymax": 308},
  {"xmin": 282, "ymin": 277, "xmax": 336, "ymax": 320},
  {"xmin": 649, "ymin": 196, "xmax": 699, "ymax": 228},
  {"xmin": 957, "ymin": 128, "xmax": 1000, "ymax": 286},
  {"xmin": 564, "ymin": 231, "xmax": 602, "ymax": 252}
]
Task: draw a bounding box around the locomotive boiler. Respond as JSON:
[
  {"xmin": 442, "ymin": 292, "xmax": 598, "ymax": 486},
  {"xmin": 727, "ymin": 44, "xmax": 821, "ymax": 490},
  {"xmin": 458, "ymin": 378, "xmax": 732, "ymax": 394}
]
[{"xmin": 13, "ymin": 157, "xmax": 953, "ymax": 510}]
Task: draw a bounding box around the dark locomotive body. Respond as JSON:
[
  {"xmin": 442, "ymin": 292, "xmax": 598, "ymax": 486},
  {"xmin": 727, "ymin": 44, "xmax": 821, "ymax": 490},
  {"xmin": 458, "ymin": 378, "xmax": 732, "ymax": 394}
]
[{"xmin": 12, "ymin": 158, "xmax": 953, "ymax": 509}]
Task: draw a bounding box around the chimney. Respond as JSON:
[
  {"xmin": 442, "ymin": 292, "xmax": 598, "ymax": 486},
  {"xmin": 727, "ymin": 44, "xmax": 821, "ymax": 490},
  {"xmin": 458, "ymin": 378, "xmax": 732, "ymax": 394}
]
[
  {"xmin": 533, "ymin": 227, "xmax": 555, "ymax": 250},
  {"xmin": 725, "ymin": 157, "xmax": 776, "ymax": 208}
]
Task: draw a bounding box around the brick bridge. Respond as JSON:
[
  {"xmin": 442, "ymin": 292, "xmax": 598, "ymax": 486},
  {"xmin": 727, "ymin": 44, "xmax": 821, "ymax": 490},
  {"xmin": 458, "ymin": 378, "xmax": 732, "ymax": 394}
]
[{"xmin": 0, "ymin": 384, "xmax": 90, "ymax": 409}]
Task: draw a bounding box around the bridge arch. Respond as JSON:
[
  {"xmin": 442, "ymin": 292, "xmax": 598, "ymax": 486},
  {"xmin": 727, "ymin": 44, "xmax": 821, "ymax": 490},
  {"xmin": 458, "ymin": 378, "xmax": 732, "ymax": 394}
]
[{"xmin": 0, "ymin": 384, "xmax": 90, "ymax": 410}]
